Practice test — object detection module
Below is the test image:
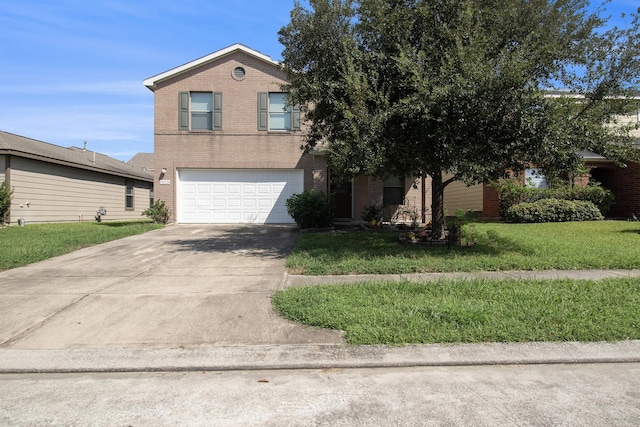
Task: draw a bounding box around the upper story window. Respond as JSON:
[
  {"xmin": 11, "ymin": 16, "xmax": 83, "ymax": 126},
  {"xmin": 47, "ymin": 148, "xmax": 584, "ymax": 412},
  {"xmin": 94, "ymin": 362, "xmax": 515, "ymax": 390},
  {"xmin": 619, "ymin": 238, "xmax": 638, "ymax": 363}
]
[
  {"xmin": 179, "ymin": 91, "xmax": 222, "ymax": 131},
  {"xmin": 258, "ymin": 92, "xmax": 300, "ymax": 131},
  {"xmin": 269, "ymin": 93, "xmax": 291, "ymax": 130},
  {"xmin": 191, "ymin": 92, "xmax": 213, "ymax": 130}
]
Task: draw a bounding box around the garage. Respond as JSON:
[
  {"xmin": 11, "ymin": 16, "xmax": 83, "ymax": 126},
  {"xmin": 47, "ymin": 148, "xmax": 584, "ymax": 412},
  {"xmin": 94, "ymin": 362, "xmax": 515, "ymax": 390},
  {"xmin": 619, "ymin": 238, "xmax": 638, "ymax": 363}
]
[{"xmin": 177, "ymin": 169, "xmax": 304, "ymax": 224}]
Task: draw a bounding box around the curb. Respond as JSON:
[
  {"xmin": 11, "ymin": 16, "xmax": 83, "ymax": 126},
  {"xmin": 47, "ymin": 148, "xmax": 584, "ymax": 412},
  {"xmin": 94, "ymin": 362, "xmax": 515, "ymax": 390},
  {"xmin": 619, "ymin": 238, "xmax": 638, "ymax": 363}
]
[{"xmin": 1, "ymin": 341, "xmax": 639, "ymax": 374}]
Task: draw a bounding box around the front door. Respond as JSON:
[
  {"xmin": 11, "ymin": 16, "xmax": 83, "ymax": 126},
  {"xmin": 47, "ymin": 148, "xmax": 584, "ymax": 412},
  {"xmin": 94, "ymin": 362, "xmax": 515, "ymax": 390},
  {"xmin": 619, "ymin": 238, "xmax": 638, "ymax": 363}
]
[{"xmin": 332, "ymin": 178, "xmax": 353, "ymax": 219}]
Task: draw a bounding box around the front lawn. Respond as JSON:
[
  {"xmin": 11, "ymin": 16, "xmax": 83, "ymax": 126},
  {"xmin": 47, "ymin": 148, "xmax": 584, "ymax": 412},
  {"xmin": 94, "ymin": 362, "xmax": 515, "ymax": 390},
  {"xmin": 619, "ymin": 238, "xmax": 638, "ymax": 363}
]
[
  {"xmin": 273, "ymin": 277, "xmax": 640, "ymax": 345},
  {"xmin": 286, "ymin": 221, "xmax": 640, "ymax": 275},
  {"xmin": 0, "ymin": 221, "xmax": 163, "ymax": 271}
]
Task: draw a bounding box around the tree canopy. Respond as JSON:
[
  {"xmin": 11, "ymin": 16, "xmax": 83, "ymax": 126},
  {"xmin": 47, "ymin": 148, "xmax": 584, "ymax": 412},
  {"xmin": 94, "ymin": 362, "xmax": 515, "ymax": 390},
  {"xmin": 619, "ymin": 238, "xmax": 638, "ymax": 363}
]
[{"xmin": 278, "ymin": 0, "xmax": 640, "ymax": 237}]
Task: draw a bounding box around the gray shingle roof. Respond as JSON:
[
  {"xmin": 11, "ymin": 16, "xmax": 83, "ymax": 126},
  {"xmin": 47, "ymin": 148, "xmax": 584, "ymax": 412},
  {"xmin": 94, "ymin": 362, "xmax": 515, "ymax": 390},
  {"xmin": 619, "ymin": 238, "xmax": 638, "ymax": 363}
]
[
  {"xmin": 127, "ymin": 152, "xmax": 154, "ymax": 173},
  {"xmin": 0, "ymin": 131, "xmax": 153, "ymax": 182}
]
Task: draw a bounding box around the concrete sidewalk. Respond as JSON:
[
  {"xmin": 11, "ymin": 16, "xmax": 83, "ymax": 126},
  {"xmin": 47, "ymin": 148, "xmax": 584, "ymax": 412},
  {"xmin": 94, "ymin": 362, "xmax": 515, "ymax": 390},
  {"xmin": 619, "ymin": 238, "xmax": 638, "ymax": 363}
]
[{"xmin": 285, "ymin": 268, "xmax": 640, "ymax": 286}]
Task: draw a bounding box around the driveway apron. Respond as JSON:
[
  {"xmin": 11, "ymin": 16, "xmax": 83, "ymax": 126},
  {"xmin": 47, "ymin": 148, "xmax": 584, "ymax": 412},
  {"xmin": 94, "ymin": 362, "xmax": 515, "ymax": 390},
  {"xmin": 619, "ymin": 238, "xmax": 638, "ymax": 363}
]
[{"xmin": 0, "ymin": 225, "xmax": 342, "ymax": 349}]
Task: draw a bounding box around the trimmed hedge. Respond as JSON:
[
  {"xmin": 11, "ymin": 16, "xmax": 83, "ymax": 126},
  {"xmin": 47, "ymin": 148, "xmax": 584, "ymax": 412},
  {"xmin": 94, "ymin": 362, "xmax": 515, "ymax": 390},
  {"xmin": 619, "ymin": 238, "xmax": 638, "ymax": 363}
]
[
  {"xmin": 286, "ymin": 190, "xmax": 334, "ymax": 228},
  {"xmin": 492, "ymin": 178, "xmax": 614, "ymax": 218},
  {"xmin": 505, "ymin": 198, "xmax": 604, "ymax": 223}
]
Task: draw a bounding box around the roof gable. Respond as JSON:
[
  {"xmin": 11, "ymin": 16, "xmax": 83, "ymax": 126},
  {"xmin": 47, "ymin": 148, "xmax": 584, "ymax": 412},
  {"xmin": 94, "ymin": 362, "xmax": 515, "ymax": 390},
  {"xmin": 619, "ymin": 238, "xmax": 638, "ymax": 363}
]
[{"xmin": 143, "ymin": 43, "xmax": 280, "ymax": 91}]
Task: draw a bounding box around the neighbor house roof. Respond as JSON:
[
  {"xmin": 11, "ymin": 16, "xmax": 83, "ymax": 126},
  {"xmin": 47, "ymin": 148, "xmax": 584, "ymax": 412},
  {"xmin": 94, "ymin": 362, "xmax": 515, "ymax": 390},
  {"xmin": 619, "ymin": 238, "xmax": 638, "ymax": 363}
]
[
  {"xmin": 0, "ymin": 131, "xmax": 153, "ymax": 182},
  {"xmin": 143, "ymin": 43, "xmax": 279, "ymax": 91},
  {"xmin": 127, "ymin": 152, "xmax": 154, "ymax": 173}
]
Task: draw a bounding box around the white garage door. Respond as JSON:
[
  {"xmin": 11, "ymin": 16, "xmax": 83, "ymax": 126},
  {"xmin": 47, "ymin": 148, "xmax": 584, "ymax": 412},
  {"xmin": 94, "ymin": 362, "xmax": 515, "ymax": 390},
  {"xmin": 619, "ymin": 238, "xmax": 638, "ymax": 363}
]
[{"xmin": 177, "ymin": 169, "xmax": 303, "ymax": 224}]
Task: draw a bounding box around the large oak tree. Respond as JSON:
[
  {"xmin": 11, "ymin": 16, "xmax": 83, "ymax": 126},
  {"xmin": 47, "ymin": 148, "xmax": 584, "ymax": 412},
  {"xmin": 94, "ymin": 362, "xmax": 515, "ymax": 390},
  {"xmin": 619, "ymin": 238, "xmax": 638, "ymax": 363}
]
[{"xmin": 279, "ymin": 0, "xmax": 640, "ymax": 238}]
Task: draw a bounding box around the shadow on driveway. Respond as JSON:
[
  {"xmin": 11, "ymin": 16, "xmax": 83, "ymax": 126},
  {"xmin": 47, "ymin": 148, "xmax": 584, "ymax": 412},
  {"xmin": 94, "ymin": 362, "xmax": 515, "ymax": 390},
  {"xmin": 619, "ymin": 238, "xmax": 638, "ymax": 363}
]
[{"xmin": 166, "ymin": 224, "xmax": 299, "ymax": 260}]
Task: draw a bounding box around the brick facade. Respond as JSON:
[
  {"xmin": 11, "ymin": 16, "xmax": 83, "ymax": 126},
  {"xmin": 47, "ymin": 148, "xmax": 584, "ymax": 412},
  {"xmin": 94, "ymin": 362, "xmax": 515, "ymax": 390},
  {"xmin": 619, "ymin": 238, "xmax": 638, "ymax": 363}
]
[
  {"xmin": 146, "ymin": 44, "xmax": 438, "ymax": 224},
  {"xmin": 590, "ymin": 162, "xmax": 640, "ymax": 218},
  {"xmin": 148, "ymin": 46, "xmax": 310, "ymax": 222}
]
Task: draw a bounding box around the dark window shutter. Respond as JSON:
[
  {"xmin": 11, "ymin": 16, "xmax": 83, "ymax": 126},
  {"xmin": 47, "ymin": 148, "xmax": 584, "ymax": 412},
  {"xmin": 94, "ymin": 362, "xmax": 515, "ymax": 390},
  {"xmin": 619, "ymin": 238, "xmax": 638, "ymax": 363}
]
[
  {"xmin": 213, "ymin": 92, "xmax": 222, "ymax": 130},
  {"xmin": 179, "ymin": 92, "xmax": 189, "ymax": 130},
  {"xmin": 292, "ymin": 104, "xmax": 301, "ymax": 131},
  {"xmin": 257, "ymin": 92, "xmax": 268, "ymax": 131}
]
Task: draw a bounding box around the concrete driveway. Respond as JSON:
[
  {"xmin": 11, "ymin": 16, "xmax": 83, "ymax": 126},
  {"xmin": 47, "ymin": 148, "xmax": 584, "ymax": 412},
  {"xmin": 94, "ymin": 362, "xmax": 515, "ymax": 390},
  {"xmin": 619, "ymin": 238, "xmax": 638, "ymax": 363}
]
[{"xmin": 0, "ymin": 225, "xmax": 343, "ymax": 349}]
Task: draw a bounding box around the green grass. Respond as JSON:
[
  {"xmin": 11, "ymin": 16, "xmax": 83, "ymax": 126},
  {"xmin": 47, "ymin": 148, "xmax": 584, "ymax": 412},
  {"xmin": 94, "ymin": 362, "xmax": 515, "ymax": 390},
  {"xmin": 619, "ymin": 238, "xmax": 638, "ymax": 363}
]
[
  {"xmin": 273, "ymin": 278, "xmax": 640, "ymax": 345},
  {"xmin": 0, "ymin": 221, "xmax": 164, "ymax": 271},
  {"xmin": 286, "ymin": 221, "xmax": 640, "ymax": 274}
]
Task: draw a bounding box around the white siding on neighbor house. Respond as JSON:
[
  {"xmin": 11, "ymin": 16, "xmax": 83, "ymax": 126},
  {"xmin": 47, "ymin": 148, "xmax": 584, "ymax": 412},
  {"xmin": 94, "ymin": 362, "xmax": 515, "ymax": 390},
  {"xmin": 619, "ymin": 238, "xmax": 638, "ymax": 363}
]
[
  {"xmin": 608, "ymin": 113, "xmax": 640, "ymax": 138},
  {"xmin": 443, "ymin": 179, "xmax": 483, "ymax": 214},
  {"xmin": 10, "ymin": 157, "xmax": 152, "ymax": 223}
]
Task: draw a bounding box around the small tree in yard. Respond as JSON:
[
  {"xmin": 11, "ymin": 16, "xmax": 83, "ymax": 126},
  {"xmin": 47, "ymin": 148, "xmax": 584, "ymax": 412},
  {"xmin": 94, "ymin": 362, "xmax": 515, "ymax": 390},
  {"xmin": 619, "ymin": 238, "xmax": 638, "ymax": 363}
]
[
  {"xmin": 279, "ymin": 0, "xmax": 640, "ymax": 239},
  {"xmin": 0, "ymin": 181, "xmax": 13, "ymax": 225}
]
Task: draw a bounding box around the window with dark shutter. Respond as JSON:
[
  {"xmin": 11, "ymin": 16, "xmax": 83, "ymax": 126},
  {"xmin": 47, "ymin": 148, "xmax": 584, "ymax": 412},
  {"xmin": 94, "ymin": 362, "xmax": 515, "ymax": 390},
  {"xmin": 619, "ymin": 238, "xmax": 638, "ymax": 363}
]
[
  {"xmin": 179, "ymin": 92, "xmax": 222, "ymax": 131},
  {"xmin": 259, "ymin": 92, "xmax": 298, "ymax": 131}
]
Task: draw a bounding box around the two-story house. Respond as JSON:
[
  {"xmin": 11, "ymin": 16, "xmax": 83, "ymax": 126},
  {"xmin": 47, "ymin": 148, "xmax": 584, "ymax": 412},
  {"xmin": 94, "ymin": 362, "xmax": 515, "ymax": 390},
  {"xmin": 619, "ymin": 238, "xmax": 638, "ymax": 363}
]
[{"xmin": 144, "ymin": 44, "xmax": 429, "ymax": 224}]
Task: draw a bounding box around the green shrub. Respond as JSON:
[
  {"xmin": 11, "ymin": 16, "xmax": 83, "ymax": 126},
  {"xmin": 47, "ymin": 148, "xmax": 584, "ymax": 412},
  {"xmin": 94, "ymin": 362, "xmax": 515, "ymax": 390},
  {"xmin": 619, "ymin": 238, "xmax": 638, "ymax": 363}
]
[
  {"xmin": 491, "ymin": 178, "xmax": 614, "ymax": 218},
  {"xmin": 361, "ymin": 203, "xmax": 383, "ymax": 224},
  {"xmin": 491, "ymin": 178, "xmax": 541, "ymax": 218},
  {"xmin": 564, "ymin": 184, "xmax": 614, "ymax": 214},
  {"xmin": 0, "ymin": 181, "xmax": 13, "ymax": 225},
  {"xmin": 142, "ymin": 200, "xmax": 170, "ymax": 224},
  {"xmin": 286, "ymin": 190, "xmax": 334, "ymax": 228},
  {"xmin": 505, "ymin": 198, "xmax": 604, "ymax": 223}
]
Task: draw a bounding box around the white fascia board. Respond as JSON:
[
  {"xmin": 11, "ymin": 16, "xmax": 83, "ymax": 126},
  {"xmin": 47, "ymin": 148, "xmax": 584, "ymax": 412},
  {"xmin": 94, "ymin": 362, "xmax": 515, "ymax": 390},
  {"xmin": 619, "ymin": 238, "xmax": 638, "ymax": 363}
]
[{"xmin": 143, "ymin": 43, "xmax": 280, "ymax": 90}]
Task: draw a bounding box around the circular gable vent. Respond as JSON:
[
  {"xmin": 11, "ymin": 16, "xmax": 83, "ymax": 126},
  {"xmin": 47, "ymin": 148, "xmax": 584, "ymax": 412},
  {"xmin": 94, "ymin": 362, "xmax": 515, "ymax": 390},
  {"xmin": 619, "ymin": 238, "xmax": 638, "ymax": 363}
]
[{"xmin": 233, "ymin": 66, "xmax": 246, "ymax": 80}]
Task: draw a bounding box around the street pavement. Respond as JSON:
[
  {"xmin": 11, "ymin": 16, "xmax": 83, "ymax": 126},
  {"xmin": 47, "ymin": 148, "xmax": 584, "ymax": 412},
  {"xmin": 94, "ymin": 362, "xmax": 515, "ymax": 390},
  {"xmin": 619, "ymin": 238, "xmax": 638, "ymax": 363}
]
[
  {"xmin": 0, "ymin": 224, "xmax": 639, "ymax": 425},
  {"xmin": 2, "ymin": 363, "xmax": 639, "ymax": 426}
]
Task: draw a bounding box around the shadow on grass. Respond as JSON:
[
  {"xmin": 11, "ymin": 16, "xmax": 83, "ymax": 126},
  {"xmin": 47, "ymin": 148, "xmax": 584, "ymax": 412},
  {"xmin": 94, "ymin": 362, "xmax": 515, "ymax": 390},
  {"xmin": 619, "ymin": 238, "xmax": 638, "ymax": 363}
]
[
  {"xmin": 467, "ymin": 229, "xmax": 536, "ymax": 257},
  {"xmin": 293, "ymin": 229, "xmax": 535, "ymax": 262},
  {"xmin": 619, "ymin": 228, "xmax": 640, "ymax": 235},
  {"xmin": 94, "ymin": 220, "xmax": 155, "ymax": 227}
]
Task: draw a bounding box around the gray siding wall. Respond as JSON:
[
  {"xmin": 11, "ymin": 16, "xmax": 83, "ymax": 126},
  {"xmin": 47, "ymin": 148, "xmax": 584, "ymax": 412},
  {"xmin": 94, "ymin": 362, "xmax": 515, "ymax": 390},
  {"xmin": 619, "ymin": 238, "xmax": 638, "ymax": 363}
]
[{"xmin": 10, "ymin": 157, "xmax": 151, "ymax": 224}]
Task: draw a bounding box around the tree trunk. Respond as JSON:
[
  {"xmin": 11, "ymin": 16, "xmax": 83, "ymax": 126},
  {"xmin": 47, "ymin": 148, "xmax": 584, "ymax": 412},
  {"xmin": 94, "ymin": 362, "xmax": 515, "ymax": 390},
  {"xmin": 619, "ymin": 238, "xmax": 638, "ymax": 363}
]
[{"xmin": 431, "ymin": 171, "xmax": 446, "ymax": 240}]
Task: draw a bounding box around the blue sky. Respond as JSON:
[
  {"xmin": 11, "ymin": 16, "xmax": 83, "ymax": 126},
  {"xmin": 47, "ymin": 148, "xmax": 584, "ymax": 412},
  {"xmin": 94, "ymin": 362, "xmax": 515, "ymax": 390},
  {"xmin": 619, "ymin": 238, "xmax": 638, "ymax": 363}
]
[{"xmin": 0, "ymin": 0, "xmax": 637, "ymax": 162}]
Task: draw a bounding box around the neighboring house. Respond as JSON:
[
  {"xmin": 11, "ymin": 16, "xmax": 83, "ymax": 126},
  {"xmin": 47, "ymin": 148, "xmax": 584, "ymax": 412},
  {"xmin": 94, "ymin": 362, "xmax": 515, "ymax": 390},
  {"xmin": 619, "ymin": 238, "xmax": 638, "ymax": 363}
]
[
  {"xmin": 444, "ymin": 150, "xmax": 640, "ymax": 219},
  {"xmin": 144, "ymin": 44, "xmax": 429, "ymax": 224},
  {"xmin": 0, "ymin": 131, "xmax": 154, "ymax": 224}
]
